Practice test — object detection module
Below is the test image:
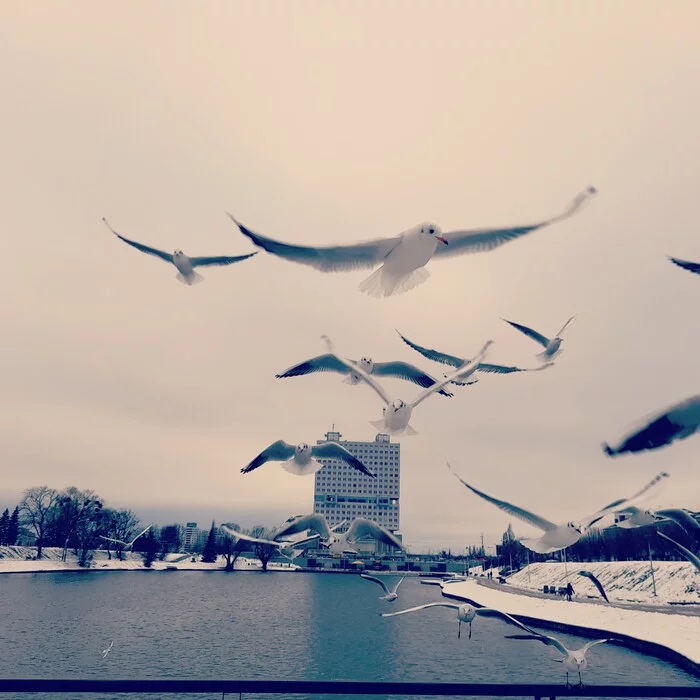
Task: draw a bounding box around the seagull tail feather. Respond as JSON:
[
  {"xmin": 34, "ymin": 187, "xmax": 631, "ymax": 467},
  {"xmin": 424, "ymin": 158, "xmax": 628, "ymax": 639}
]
[
  {"xmin": 176, "ymin": 271, "xmax": 204, "ymax": 285},
  {"xmin": 358, "ymin": 266, "xmax": 430, "ymax": 298}
]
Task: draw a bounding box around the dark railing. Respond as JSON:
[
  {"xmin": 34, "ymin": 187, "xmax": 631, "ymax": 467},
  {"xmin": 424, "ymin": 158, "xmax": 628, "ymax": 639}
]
[{"xmin": 0, "ymin": 679, "xmax": 698, "ymax": 698}]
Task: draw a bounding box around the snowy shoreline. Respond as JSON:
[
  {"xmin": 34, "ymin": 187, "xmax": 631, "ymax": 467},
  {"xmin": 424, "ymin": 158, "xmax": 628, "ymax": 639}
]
[{"xmin": 440, "ymin": 578, "xmax": 700, "ymax": 677}]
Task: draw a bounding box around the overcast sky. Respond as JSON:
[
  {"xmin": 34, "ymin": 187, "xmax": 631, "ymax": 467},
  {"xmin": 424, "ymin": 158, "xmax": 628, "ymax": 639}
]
[{"xmin": 2, "ymin": 2, "xmax": 699, "ymax": 552}]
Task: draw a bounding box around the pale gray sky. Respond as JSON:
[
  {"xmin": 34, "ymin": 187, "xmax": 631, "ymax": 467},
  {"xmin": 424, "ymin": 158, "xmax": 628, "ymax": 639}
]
[{"xmin": 2, "ymin": 1, "xmax": 699, "ymax": 551}]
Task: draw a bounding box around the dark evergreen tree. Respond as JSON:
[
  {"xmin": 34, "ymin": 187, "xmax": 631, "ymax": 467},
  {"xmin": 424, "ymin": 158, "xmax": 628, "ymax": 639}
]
[
  {"xmin": 0, "ymin": 509, "xmax": 9, "ymax": 545},
  {"xmin": 139, "ymin": 529, "xmax": 159, "ymax": 568},
  {"xmin": 201, "ymin": 521, "xmax": 218, "ymax": 563},
  {"xmin": 7, "ymin": 507, "xmax": 19, "ymax": 546}
]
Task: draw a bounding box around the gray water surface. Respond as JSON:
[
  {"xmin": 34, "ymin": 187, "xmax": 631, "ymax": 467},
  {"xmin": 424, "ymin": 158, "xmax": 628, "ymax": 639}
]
[{"xmin": 0, "ymin": 571, "xmax": 697, "ymax": 699}]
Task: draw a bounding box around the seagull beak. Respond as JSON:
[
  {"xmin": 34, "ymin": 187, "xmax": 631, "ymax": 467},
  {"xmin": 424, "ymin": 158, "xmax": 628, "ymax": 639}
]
[{"xmin": 437, "ymin": 236, "xmax": 449, "ymax": 245}]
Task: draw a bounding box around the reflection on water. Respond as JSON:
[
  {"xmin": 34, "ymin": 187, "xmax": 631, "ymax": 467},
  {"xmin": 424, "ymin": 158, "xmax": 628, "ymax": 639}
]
[{"xmin": 0, "ymin": 571, "xmax": 696, "ymax": 700}]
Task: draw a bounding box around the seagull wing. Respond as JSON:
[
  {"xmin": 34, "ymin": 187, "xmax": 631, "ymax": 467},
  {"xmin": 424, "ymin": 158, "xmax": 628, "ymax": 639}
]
[
  {"xmin": 391, "ymin": 576, "xmax": 406, "ymax": 594},
  {"xmin": 395, "ymin": 330, "xmax": 464, "ymax": 368},
  {"xmin": 189, "ymin": 253, "xmax": 257, "ymax": 267},
  {"xmin": 346, "ymin": 518, "xmax": 405, "ymax": 550},
  {"xmin": 657, "ymin": 531, "xmax": 700, "ymax": 572},
  {"xmin": 312, "ymin": 442, "xmax": 375, "ymax": 477},
  {"xmin": 274, "ymin": 513, "xmax": 332, "ymax": 541},
  {"xmin": 321, "ymin": 336, "xmax": 391, "ymax": 405},
  {"xmin": 360, "ymin": 573, "xmax": 390, "ymax": 595},
  {"xmin": 128, "ymin": 525, "xmax": 152, "ymax": 547},
  {"xmin": 577, "ymin": 571, "xmax": 610, "ymax": 603},
  {"xmin": 553, "ymin": 315, "xmax": 577, "ymax": 339},
  {"xmin": 241, "ymin": 440, "xmax": 296, "ymax": 474},
  {"xmin": 381, "ymin": 602, "xmax": 459, "ymax": 618},
  {"xmin": 504, "ymin": 634, "xmax": 568, "ymax": 656},
  {"xmin": 372, "ymin": 361, "xmax": 453, "ymax": 396},
  {"xmin": 220, "ymin": 525, "xmax": 282, "ymax": 547},
  {"xmin": 669, "ymin": 256, "xmax": 700, "ymax": 275},
  {"xmin": 103, "ymin": 218, "xmax": 173, "ymax": 263},
  {"xmin": 227, "ymin": 214, "xmax": 402, "ymax": 272},
  {"xmin": 433, "ymin": 187, "xmax": 596, "ymax": 258},
  {"xmin": 410, "ymin": 341, "xmax": 492, "ymax": 408},
  {"xmin": 99, "ymin": 535, "xmax": 129, "ymax": 547},
  {"xmin": 447, "ymin": 463, "xmax": 557, "ymax": 532},
  {"xmin": 655, "ymin": 509, "xmax": 700, "ymax": 538},
  {"xmin": 580, "ymin": 472, "xmax": 670, "ymax": 528},
  {"xmin": 475, "ymin": 608, "xmax": 538, "ymax": 634},
  {"xmin": 477, "ymin": 362, "xmax": 554, "ymax": 375},
  {"xmin": 501, "ymin": 318, "xmax": 550, "ymax": 348},
  {"xmin": 581, "ymin": 639, "xmax": 612, "ymax": 654},
  {"xmin": 275, "ymin": 353, "xmax": 351, "ymax": 379}
]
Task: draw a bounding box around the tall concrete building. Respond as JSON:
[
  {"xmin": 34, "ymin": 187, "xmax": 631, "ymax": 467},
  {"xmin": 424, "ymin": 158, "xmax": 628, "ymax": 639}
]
[
  {"xmin": 313, "ymin": 429, "xmax": 400, "ymax": 534},
  {"xmin": 183, "ymin": 522, "xmax": 198, "ymax": 551}
]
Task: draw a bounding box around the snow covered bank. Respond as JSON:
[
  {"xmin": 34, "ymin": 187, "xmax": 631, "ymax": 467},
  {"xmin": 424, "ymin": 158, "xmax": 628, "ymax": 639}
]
[
  {"xmin": 505, "ymin": 561, "xmax": 699, "ymax": 606},
  {"xmin": 0, "ymin": 547, "xmax": 298, "ymax": 573},
  {"xmin": 440, "ymin": 578, "xmax": 700, "ymax": 673}
]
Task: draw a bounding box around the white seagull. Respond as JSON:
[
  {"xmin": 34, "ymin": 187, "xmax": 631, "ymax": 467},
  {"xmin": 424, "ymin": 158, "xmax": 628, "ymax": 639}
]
[
  {"xmin": 273, "ymin": 513, "xmax": 405, "ymax": 556},
  {"xmin": 396, "ymin": 329, "xmax": 554, "ymax": 383},
  {"xmin": 669, "ymin": 256, "xmax": 700, "ymax": 276},
  {"xmin": 447, "ymin": 464, "xmax": 670, "ymax": 554},
  {"xmin": 360, "ymin": 573, "xmax": 405, "ymax": 602},
  {"xmin": 613, "ymin": 506, "xmax": 700, "ymax": 538},
  {"xmin": 220, "ymin": 524, "xmax": 320, "ymax": 558},
  {"xmin": 101, "ymin": 640, "xmax": 114, "ymax": 659},
  {"xmin": 99, "ymin": 525, "xmax": 151, "ymax": 551},
  {"xmin": 241, "ymin": 440, "xmax": 374, "ymax": 477},
  {"xmin": 603, "ymin": 394, "xmax": 700, "ymax": 457},
  {"xmin": 501, "ymin": 315, "xmax": 576, "ymax": 362},
  {"xmin": 227, "ymin": 187, "xmax": 596, "ymax": 297},
  {"xmin": 505, "ymin": 633, "xmax": 611, "ymax": 686},
  {"xmin": 322, "ymin": 336, "xmax": 492, "ymax": 436},
  {"xmin": 275, "ymin": 353, "xmax": 452, "ymax": 396},
  {"xmin": 381, "ymin": 602, "xmax": 536, "ymax": 639},
  {"xmin": 103, "ymin": 218, "xmax": 257, "ymax": 285}
]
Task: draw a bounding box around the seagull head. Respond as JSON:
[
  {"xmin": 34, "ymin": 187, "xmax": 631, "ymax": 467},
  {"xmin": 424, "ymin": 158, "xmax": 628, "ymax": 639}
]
[
  {"xmin": 566, "ymin": 521, "xmax": 583, "ymax": 534},
  {"xmin": 419, "ymin": 222, "xmax": 448, "ymax": 245},
  {"xmin": 359, "ymin": 357, "xmax": 373, "ymax": 371},
  {"xmin": 296, "ymin": 443, "xmax": 310, "ymax": 455},
  {"xmin": 457, "ymin": 604, "xmax": 476, "ymax": 623},
  {"xmin": 391, "ymin": 399, "xmax": 406, "ymax": 412},
  {"xmin": 173, "ymin": 249, "xmax": 184, "ymax": 258}
]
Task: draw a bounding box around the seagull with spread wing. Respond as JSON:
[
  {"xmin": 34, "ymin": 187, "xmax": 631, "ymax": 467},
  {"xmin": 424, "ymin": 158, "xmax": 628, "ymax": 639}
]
[
  {"xmin": 396, "ymin": 329, "xmax": 554, "ymax": 384},
  {"xmin": 103, "ymin": 218, "xmax": 256, "ymax": 285},
  {"xmin": 447, "ymin": 464, "xmax": 669, "ymax": 554},
  {"xmin": 322, "ymin": 336, "xmax": 491, "ymax": 436},
  {"xmin": 501, "ymin": 315, "xmax": 576, "ymax": 362},
  {"xmin": 505, "ymin": 633, "xmax": 611, "ymax": 686},
  {"xmin": 275, "ymin": 352, "xmax": 452, "ymax": 396},
  {"xmin": 613, "ymin": 506, "xmax": 700, "ymax": 540},
  {"xmin": 99, "ymin": 525, "xmax": 151, "ymax": 552},
  {"xmin": 360, "ymin": 573, "xmax": 405, "ymax": 602},
  {"xmin": 101, "ymin": 640, "xmax": 114, "ymax": 659},
  {"xmin": 382, "ymin": 602, "xmax": 537, "ymax": 639},
  {"xmin": 241, "ymin": 440, "xmax": 374, "ymax": 477},
  {"xmin": 603, "ymin": 394, "xmax": 700, "ymax": 457},
  {"xmin": 228, "ymin": 187, "xmax": 595, "ymax": 297}
]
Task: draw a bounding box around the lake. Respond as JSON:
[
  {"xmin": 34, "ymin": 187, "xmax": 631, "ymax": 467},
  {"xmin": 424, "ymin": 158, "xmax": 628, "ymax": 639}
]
[{"xmin": 0, "ymin": 570, "xmax": 697, "ymax": 699}]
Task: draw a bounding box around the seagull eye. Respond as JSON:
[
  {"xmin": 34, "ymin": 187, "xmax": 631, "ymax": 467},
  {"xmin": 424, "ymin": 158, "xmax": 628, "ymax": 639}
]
[{"xmin": 429, "ymin": 228, "xmax": 435, "ymax": 234}]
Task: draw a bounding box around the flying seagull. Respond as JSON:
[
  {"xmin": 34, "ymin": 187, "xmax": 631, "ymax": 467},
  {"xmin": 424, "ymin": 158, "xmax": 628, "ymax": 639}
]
[
  {"xmin": 241, "ymin": 440, "xmax": 374, "ymax": 477},
  {"xmin": 99, "ymin": 525, "xmax": 151, "ymax": 551},
  {"xmin": 657, "ymin": 531, "xmax": 700, "ymax": 573},
  {"xmin": 505, "ymin": 633, "xmax": 611, "ymax": 686},
  {"xmin": 275, "ymin": 353, "xmax": 452, "ymax": 396},
  {"xmin": 322, "ymin": 336, "xmax": 491, "ymax": 435},
  {"xmin": 220, "ymin": 525, "xmax": 320, "ymax": 560},
  {"xmin": 101, "ymin": 640, "xmax": 114, "ymax": 659},
  {"xmin": 103, "ymin": 218, "xmax": 256, "ymax": 285},
  {"xmin": 669, "ymin": 256, "xmax": 700, "ymax": 275},
  {"xmin": 603, "ymin": 394, "xmax": 700, "ymax": 457},
  {"xmin": 577, "ymin": 571, "xmax": 610, "ymax": 604},
  {"xmin": 396, "ymin": 329, "xmax": 554, "ymax": 383},
  {"xmin": 227, "ymin": 187, "xmax": 596, "ymax": 297},
  {"xmin": 381, "ymin": 602, "xmax": 536, "ymax": 639},
  {"xmin": 501, "ymin": 315, "xmax": 576, "ymax": 362},
  {"xmin": 360, "ymin": 573, "xmax": 405, "ymax": 602},
  {"xmin": 447, "ymin": 464, "xmax": 669, "ymax": 554},
  {"xmin": 273, "ymin": 513, "xmax": 404, "ymax": 556},
  {"xmin": 613, "ymin": 507, "xmax": 700, "ymax": 540}
]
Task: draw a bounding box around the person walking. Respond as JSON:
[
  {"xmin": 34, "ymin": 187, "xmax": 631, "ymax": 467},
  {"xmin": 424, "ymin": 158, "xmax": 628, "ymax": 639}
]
[{"xmin": 565, "ymin": 581, "xmax": 574, "ymax": 602}]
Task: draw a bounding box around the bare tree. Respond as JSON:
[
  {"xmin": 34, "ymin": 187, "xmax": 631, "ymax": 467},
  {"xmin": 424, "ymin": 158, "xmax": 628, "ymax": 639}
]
[
  {"xmin": 100, "ymin": 509, "xmax": 142, "ymax": 561},
  {"xmin": 218, "ymin": 523, "xmax": 246, "ymax": 571},
  {"xmin": 249, "ymin": 526, "xmax": 278, "ymax": 573},
  {"xmin": 55, "ymin": 488, "xmax": 103, "ymax": 562},
  {"xmin": 19, "ymin": 487, "xmax": 58, "ymax": 559}
]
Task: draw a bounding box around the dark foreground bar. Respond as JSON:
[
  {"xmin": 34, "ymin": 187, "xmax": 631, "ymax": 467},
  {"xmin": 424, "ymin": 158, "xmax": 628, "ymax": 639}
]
[{"xmin": 0, "ymin": 679, "xmax": 698, "ymax": 697}]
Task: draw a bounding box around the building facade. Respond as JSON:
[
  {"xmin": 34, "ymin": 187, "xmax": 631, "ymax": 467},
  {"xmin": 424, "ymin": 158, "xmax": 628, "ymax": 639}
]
[
  {"xmin": 313, "ymin": 430, "xmax": 400, "ymax": 535},
  {"xmin": 182, "ymin": 522, "xmax": 199, "ymax": 551}
]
